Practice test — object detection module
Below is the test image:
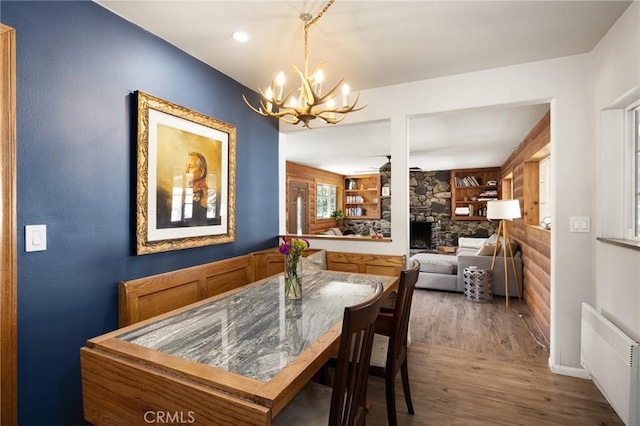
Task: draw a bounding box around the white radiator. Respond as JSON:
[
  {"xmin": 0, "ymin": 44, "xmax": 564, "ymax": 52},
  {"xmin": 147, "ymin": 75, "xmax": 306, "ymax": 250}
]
[{"xmin": 580, "ymin": 303, "xmax": 639, "ymax": 426}]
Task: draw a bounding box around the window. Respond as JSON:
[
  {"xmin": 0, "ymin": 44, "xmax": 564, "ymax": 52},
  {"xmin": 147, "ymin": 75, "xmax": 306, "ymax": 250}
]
[
  {"xmin": 523, "ymin": 144, "xmax": 550, "ymax": 228},
  {"xmin": 316, "ymin": 183, "xmax": 337, "ymax": 218},
  {"xmin": 601, "ymin": 94, "xmax": 639, "ymax": 240},
  {"xmin": 502, "ymin": 173, "xmax": 514, "ymax": 200},
  {"xmin": 539, "ymin": 156, "xmax": 551, "ymax": 223}
]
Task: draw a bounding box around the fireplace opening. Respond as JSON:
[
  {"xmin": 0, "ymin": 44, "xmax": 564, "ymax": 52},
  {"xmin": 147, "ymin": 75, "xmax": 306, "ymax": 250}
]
[{"xmin": 410, "ymin": 222, "xmax": 432, "ymax": 249}]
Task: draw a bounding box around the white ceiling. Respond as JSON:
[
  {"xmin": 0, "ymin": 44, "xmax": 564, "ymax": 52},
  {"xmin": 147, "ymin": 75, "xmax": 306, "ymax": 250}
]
[
  {"xmin": 96, "ymin": 0, "xmax": 629, "ymax": 173},
  {"xmin": 285, "ymin": 103, "xmax": 550, "ymax": 174}
]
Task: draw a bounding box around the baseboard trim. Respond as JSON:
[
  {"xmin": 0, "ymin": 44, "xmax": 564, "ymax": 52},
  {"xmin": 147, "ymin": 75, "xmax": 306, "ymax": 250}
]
[{"xmin": 548, "ymin": 358, "xmax": 591, "ymax": 379}]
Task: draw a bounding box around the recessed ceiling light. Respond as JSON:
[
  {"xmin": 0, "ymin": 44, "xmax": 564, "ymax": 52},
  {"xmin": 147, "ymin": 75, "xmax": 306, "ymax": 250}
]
[{"xmin": 232, "ymin": 31, "xmax": 249, "ymax": 43}]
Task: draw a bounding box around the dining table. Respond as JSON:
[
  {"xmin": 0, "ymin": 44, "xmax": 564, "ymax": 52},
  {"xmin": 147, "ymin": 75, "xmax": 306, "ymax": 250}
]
[{"xmin": 81, "ymin": 269, "xmax": 398, "ymax": 425}]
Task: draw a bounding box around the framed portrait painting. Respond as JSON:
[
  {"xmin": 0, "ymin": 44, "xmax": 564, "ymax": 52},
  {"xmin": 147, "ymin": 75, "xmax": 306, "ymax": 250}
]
[{"xmin": 136, "ymin": 91, "xmax": 236, "ymax": 255}]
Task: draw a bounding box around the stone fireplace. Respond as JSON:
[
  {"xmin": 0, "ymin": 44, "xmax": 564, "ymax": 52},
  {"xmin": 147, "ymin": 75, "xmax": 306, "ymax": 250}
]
[{"xmin": 410, "ymin": 170, "xmax": 497, "ymax": 246}]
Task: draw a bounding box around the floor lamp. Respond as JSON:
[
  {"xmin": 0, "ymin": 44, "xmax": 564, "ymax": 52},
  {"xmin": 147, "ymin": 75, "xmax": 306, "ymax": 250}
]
[{"xmin": 486, "ymin": 200, "xmax": 522, "ymax": 307}]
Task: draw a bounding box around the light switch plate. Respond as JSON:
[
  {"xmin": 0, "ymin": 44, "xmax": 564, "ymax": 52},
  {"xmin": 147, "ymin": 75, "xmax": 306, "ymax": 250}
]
[
  {"xmin": 25, "ymin": 224, "xmax": 47, "ymax": 252},
  {"xmin": 569, "ymin": 217, "xmax": 590, "ymax": 233}
]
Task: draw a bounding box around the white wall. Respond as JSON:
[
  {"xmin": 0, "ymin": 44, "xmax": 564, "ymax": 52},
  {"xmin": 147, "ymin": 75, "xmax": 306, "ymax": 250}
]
[
  {"xmin": 591, "ymin": 2, "xmax": 640, "ymax": 340},
  {"xmin": 281, "ymin": 52, "xmax": 596, "ymax": 372}
]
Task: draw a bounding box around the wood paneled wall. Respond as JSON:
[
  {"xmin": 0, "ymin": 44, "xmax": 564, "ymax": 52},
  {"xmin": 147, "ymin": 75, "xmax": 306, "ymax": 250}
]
[
  {"xmin": 286, "ymin": 162, "xmax": 343, "ymax": 234},
  {"xmin": 501, "ymin": 111, "xmax": 551, "ymax": 341},
  {"xmin": 118, "ymin": 248, "xmax": 405, "ymax": 327}
]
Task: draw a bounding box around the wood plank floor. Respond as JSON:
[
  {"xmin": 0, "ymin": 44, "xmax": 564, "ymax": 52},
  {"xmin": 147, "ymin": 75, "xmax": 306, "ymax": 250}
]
[{"xmin": 365, "ymin": 289, "xmax": 623, "ymax": 425}]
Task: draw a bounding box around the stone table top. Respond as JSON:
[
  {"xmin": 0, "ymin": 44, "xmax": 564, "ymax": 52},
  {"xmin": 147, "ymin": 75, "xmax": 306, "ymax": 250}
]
[{"xmin": 116, "ymin": 270, "xmax": 387, "ymax": 383}]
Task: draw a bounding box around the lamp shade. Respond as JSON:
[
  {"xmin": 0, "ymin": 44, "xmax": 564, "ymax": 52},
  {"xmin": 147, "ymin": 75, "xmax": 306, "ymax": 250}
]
[{"xmin": 486, "ymin": 199, "xmax": 521, "ymax": 220}]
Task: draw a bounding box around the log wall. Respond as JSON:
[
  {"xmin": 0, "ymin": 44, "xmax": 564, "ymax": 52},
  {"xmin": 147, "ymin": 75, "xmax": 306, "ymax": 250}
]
[
  {"xmin": 501, "ymin": 111, "xmax": 551, "ymax": 341},
  {"xmin": 286, "ymin": 161, "xmax": 344, "ymax": 234}
]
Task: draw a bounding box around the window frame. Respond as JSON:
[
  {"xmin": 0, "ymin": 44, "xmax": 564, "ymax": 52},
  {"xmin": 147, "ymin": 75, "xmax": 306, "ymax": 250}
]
[
  {"xmin": 538, "ymin": 156, "xmax": 551, "ymax": 224},
  {"xmin": 316, "ymin": 182, "xmax": 337, "ymax": 219},
  {"xmin": 522, "ymin": 143, "xmax": 550, "ymax": 229},
  {"xmin": 625, "ymin": 102, "xmax": 640, "ymax": 240}
]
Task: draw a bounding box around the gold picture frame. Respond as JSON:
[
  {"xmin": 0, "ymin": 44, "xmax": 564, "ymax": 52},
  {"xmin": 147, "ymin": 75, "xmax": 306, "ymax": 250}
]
[{"xmin": 136, "ymin": 91, "xmax": 236, "ymax": 254}]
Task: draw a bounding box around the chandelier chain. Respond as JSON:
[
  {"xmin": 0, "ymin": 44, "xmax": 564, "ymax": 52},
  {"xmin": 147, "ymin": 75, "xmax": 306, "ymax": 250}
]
[
  {"xmin": 242, "ymin": 0, "xmax": 366, "ymax": 127},
  {"xmin": 304, "ymin": 0, "xmax": 336, "ymax": 54}
]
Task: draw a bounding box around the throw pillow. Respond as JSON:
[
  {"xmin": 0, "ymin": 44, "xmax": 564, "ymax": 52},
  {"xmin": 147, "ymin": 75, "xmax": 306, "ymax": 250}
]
[
  {"xmin": 476, "ymin": 243, "xmax": 500, "ymax": 257},
  {"xmin": 329, "ymin": 227, "xmax": 343, "ymax": 236},
  {"xmin": 498, "ymin": 241, "xmax": 519, "ymax": 257},
  {"xmin": 300, "ymin": 250, "xmax": 327, "ymax": 270},
  {"xmin": 457, "ymin": 237, "xmax": 487, "ymax": 249}
]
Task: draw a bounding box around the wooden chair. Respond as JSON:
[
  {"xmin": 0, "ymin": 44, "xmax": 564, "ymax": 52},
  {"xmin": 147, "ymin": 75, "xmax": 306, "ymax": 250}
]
[
  {"xmin": 368, "ymin": 259, "xmax": 420, "ymax": 426},
  {"xmin": 274, "ymin": 282, "xmax": 385, "ymax": 426}
]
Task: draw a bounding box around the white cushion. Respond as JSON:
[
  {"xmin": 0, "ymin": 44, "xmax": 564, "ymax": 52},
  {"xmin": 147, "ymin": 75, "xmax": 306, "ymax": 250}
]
[
  {"xmin": 273, "ymin": 381, "xmax": 331, "ymax": 425},
  {"xmin": 300, "ymin": 250, "xmax": 327, "ymax": 270},
  {"xmin": 370, "ymin": 334, "xmax": 389, "ymax": 368},
  {"xmin": 457, "ymin": 237, "xmax": 487, "ymax": 249},
  {"xmin": 410, "ymin": 253, "xmax": 457, "ymax": 274},
  {"xmin": 369, "ymin": 326, "xmax": 412, "ymax": 369},
  {"xmin": 422, "ymin": 260, "xmax": 453, "ymax": 274},
  {"xmin": 456, "ymin": 248, "xmax": 478, "ymax": 257},
  {"xmin": 416, "ymin": 272, "xmax": 457, "ymax": 291}
]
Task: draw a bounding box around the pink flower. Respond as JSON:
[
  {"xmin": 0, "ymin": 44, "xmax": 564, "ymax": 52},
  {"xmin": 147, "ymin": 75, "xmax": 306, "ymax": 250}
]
[{"xmin": 279, "ymin": 237, "xmax": 309, "ymax": 258}]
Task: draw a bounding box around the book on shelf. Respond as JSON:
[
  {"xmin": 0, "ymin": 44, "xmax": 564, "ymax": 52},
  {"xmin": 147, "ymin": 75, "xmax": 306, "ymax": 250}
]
[
  {"xmin": 454, "ymin": 207, "xmax": 470, "ymax": 215},
  {"xmin": 455, "ymin": 176, "xmax": 482, "ymax": 187}
]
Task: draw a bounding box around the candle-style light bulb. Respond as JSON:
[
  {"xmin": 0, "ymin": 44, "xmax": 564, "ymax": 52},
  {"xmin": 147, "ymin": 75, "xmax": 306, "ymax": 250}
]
[
  {"xmin": 275, "ymin": 71, "xmax": 285, "ymax": 102},
  {"xmin": 326, "ymin": 98, "xmax": 335, "ymax": 119},
  {"xmin": 264, "ymin": 87, "xmax": 273, "ymax": 112},
  {"xmin": 314, "ymin": 69, "xmax": 324, "ymax": 95},
  {"xmin": 288, "ymin": 95, "xmax": 298, "ymax": 108},
  {"xmin": 341, "ymin": 83, "xmax": 350, "ymax": 106}
]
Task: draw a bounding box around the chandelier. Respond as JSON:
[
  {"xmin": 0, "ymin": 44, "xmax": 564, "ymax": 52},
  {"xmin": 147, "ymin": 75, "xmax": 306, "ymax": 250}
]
[{"xmin": 242, "ymin": 0, "xmax": 366, "ymax": 128}]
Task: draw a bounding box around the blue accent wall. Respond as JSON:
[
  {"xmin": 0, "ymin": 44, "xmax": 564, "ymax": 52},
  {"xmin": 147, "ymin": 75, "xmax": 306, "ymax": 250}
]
[{"xmin": 2, "ymin": 2, "xmax": 279, "ymax": 424}]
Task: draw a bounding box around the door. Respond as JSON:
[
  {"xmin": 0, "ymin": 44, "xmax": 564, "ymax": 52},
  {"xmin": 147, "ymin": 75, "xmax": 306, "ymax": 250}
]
[{"xmin": 288, "ymin": 181, "xmax": 309, "ymax": 234}]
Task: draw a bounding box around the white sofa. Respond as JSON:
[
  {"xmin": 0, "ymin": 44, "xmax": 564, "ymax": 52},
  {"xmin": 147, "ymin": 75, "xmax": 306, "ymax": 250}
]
[
  {"xmin": 413, "ymin": 252, "xmax": 459, "ymax": 291},
  {"xmin": 411, "ymin": 236, "xmax": 523, "ymax": 298}
]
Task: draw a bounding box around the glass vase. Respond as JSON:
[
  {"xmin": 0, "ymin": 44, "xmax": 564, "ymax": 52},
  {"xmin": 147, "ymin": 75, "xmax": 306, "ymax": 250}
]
[{"xmin": 284, "ymin": 255, "xmax": 302, "ymax": 299}]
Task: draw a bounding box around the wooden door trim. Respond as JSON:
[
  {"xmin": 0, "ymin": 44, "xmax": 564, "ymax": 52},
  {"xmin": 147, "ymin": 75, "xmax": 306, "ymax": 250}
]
[
  {"xmin": 288, "ymin": 181, "xmax": 309, "ymax": 234},
  {"xmin": 0, "ymin": 23, "xmax": 18, "ymax": 426}
]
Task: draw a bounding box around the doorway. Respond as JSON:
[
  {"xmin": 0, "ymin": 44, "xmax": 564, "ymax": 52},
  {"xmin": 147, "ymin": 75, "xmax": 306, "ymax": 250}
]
[
  {"xmin": 287, "ymin": 181, "xmax": 309, "ymax": 234},
  {"xmin": 0, "ymin": 23, "xmax": 18, "ymax": 426}
]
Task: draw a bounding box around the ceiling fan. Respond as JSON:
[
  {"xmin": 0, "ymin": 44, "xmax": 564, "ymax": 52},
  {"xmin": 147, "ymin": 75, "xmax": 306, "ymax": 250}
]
[{"xmin": 351, "ymin": 155, "xmax": 390, "ymax": 174}]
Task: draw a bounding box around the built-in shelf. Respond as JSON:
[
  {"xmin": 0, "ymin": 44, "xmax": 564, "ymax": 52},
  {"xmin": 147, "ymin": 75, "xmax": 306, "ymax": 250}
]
[
  {"xmin": 451, "ymin": 167, "xmax": 501, "ymax": 220},
  {"xmin": 345, "ymin": 202, "xmax": 378, "ymax": 205},
  {"xmin": 343, "ymin": 174, "xmax": 381, "ymax": 219},
  {"xmin": 453, "ymin": 216, "xmax": 492, "ymax": 221}
]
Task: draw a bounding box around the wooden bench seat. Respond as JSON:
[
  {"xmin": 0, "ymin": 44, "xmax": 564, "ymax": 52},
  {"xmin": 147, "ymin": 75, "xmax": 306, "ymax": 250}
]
[{"xmin": 118, "ymin": 248, "xmax": 405, "ymax": 327}]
